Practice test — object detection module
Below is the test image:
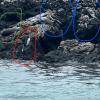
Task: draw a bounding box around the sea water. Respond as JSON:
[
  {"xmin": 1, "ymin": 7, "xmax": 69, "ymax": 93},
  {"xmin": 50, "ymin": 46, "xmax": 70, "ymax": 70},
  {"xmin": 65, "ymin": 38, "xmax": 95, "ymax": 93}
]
[{"xmin": 0, "ymin": 60, "xmax": 100, "ymax": 100}]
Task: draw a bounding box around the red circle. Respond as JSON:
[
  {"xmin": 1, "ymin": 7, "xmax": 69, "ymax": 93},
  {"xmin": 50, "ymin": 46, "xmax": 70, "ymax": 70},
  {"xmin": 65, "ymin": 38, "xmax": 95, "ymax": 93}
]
[{"xmin": 12, "ymin": 27, "xmax": 37, "ymax": 67}]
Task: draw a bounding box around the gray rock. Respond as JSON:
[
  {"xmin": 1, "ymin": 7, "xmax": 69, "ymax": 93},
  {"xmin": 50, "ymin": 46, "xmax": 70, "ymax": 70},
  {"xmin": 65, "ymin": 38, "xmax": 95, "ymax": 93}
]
[
  {"xmin": 44, "ymin": 39, "xmax": 99, "ymax": 63},
  {"xmin": 0, "ymin": 0, "xmax": 100, "ymax": 62},
  {"xmin": 1, "ymin": 27, "xmax": 19, "ymax": 36}
]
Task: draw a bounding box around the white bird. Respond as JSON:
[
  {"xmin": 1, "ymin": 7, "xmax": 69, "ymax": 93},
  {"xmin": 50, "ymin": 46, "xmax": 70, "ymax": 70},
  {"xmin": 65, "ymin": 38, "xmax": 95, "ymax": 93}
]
[
  {"xmin": 22, "ymin": 45, "xmax": 24, "ymax": 52},
  {"xmin": 26, "ymin": 36, "xmax": 31, "ymax": 46}
]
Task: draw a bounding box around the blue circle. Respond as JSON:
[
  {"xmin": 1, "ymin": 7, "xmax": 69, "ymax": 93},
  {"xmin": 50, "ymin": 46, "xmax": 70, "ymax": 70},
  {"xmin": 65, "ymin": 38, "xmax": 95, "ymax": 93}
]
[
  {"xmin": 69, "ymin": 0, "xmax": 100, "ymax": 42},
  {"xmin": 39, "ymin": 1, "xmax": 72, "ymax": 38},
  {"xmin": 40, "ymin": 0, "xmax": 100, "ymax": 41}
]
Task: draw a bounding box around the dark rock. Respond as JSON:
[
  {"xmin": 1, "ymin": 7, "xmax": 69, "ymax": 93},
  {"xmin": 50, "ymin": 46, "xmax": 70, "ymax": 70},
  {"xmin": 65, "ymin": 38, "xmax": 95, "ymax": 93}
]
[
  {"xmin": 1, "ymin": 27, "xmax": 19, "ymax": 36},
  {"xmin": 0, "ymin": 0, "xmax": 100, "ymax": 63},
  {"xmin": 43, "ymin": 39, "xmax": 100, "ymax": 63}
]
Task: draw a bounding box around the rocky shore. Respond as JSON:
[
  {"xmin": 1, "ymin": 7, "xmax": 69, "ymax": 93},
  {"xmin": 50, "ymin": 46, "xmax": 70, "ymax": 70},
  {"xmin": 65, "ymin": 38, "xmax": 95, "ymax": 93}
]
[{"xmin": 0, "ymin": 0, "xmax": 100, "ymax": 63}]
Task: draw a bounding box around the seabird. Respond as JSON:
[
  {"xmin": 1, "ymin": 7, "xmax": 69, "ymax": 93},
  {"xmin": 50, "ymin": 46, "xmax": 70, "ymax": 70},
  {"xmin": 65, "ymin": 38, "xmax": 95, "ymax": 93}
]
[{"xmin": 26, "ymin": 35, "xmax": 31, "ymax": 46}]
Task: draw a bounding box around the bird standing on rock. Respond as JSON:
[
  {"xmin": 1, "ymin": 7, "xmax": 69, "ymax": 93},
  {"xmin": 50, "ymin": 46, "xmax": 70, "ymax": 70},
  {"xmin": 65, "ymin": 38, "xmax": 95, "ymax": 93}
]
[{"xmin": 26, "ymin": 35, "xmax": 31, "ymax": 46}]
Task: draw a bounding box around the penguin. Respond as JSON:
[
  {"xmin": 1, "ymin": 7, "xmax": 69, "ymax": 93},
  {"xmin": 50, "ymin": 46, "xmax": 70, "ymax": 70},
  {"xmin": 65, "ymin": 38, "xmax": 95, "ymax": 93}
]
[
  {"xmin": 26, "ymin": 35, "xmax": 31, "ymax": 46},
  {"xmin": 22, "ymin": 44, "xmax": 24, "ymax": 52}
]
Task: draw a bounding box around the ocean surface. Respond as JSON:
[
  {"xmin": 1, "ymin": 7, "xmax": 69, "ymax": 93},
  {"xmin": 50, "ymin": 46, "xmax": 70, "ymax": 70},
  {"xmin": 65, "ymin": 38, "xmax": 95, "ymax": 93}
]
[{"xmin": 0, "ymin": 60, "xmax": 100, "ymax": 100}]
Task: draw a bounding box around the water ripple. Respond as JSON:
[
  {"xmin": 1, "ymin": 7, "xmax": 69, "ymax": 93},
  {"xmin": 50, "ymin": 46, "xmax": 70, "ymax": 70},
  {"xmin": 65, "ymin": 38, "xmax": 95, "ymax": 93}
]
[{"xmin": 0, "ymin": 60, "xmax": 100, "ymax": 100}]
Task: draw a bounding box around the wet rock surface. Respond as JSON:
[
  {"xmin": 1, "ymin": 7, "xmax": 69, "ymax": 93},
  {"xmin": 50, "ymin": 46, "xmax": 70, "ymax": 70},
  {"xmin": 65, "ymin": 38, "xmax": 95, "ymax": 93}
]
[
  {"xmin": 44, "ymin": 40, "xmax": 100, "ymax": 63},
  {"xmin": 0, "ymin": 0, "xmax": 100, "ymax": 63}
]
